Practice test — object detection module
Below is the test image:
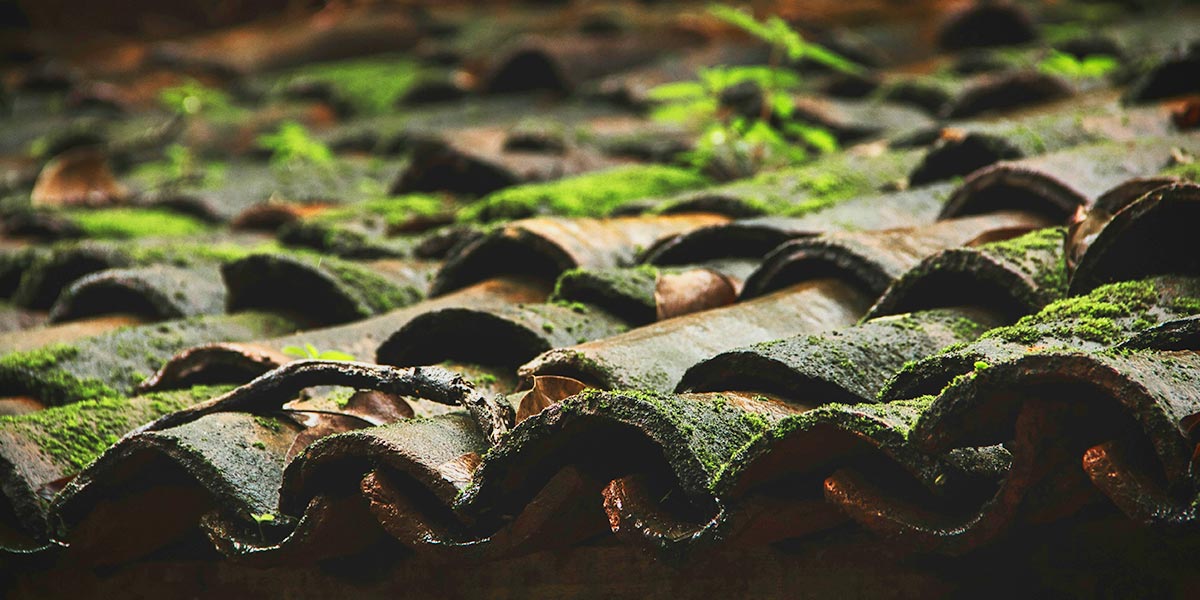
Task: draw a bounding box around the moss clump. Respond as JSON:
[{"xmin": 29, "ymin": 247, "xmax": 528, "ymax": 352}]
[
  {"xmin": 274, "ymin": 57, "xmax": 422, "ymax": 114},
  {"xmin": 0, "ymin": 385, "xmax": 229, "ymax": 471},
  {"xmin": 982, "ymin": 279, "xmax": 1161, "ymax": 345},
  {"xmin": 69, "ymin": 208, "xmax": 211, "ymax": 240},
  {"xmin": 322, "ymin": 258, "xmax": 422, "ymax": 313},
  {"xmin": 253, "ymin": 415, "xmax": 284, "ymax": 433},
  {"xmin": 981, "ymin": 227, "xmax": 1068, "ymax": 298},
  {"xmin": 550, "ymin": 265, "xmax": 660, "ymax": 316},
  {"xmin": 0, "ymin": 344, "xmax": 116, "ymax": 404},
  {"xmin": 459, "ymin": 165, "xmax": 709, "ymax": 223},
  {"xmin": 309, "ymin": 195, "xmax": 447, "ymax": 229},
  {"xmin": 1163, "ymin": 161, "xmax": 1200, "ymax": 182}
]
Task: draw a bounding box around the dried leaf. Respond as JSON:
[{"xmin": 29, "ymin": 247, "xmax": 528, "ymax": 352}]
[
  {"xmin": 31, "ymin": 147, "xmax": 127, "ymax": 208},
  {"xmin": 516, "ymin": 375, "xmax": 590, "ymax": 423}
]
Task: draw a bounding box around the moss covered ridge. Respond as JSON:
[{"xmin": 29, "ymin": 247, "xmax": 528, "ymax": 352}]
[
  {"xmin": 459, "ymin": 165, "xmax": 709, "ymax": 223},
  {"xmin": 457, "ymin": 388, "xmax": 770, "ymax": 521},
  {"xmin": 68, "ymin": 208, "xmax": 212, "ymax": 240},
  {"xmin": 0, "ymin": 385, "xmax": 232, "ymax": 472},
  {"xmin": 880, "ymin": 275, "xmax": 1200, "ymax": 402}
]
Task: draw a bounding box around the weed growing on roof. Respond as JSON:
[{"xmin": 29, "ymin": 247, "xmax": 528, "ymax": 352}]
[
  {"xmin": 69, "ymin": 208, "xmax": 211, "ymax": 239},
  {"xmin": 458, "ymin": 165, "xmax": 708, "ymax": 222},
  {"xmin": 131, "ymin": 144, "xmax": 227, "ymax": 190},
  {"xmin": 159, "ymin": 79, "xmax": 240, "ymax": 118},
  {"xmin": 282, "ymin": 343, "xmax": 355, "ymax": 361},
  {"xmin": 1037, "ymin": 50, "xmax": 1118, "ymax": 79},
  {"xmin": 646, "ymin": 4, "xmax": 861, "ymax": 178},
  {"xmin": 257, "ymin": 121, "xmax": 335, "ymax": 173},
  {"xmin": 274, "ymin": 57, "xmax": 422, "ymax": 114}
]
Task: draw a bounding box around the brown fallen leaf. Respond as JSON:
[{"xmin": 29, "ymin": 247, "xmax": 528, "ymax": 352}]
[
  {"xmin": 31, "ymin": 147, "xmax": 127, "ymax": 208},
  {"xmin": 516, "ymin": 375, "xmax": 590, "ymax": 424}
]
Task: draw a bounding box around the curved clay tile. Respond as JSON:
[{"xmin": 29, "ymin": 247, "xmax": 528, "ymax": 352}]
[
  {"xmin": 1124, "ymin": 43, "xmax": 1200, "ymax": 104},
  {"xmin": 840, "ymin": 350, "xmax": 1200, "ymax": 554},
  {"xmin": 936, "ymin": 1, "xmax": 1036, "ymax": 51},
  {"xmin": 0, "ymin": 312, "xmax": 300, "ymax": 407},
  {"xmin": 429, "ymin": 214, "xmax": 727, "ymax": 296},
  {"xmin": 209, "ymin": 411, "xmax": 487, "ymax": 566},
  {"xmin": 703, "ymin": 399, "xmax": 1008, "ymax": 551},
  {"xmin": 518, "ymin": 278, "xmax": 871, "ymax": 392},
  {"xmin": 645, "ymin": 183, "xmax": 956, "ymax": 265},
  {"xmin": 789, "ymin": 96, "xmax": 933, "ymax": 145},
  {"xmin": 47, "ymin": 264, "xmax": 227, "ymax": 323},
  {"xmin": 741, "ymin": 211, "xmax": 1051, "ymax": 301},
  {"xmin": 550, "ymin": 265, "xmax": 740, "ymax": 326},
  {"xmin": 9, "ymin": 241, "xmax": 136, "ymax": 309},
  {"xmin": 47, "ymin": 411, "xmax": 307, "ymax": 566},
  {"xmin": 677, "ymin": 308, "xmax": 1001, "ymax": 402},
  {"xmin": 941, "ymin": 72, "xmax": 1074, "ymax": 120},
  {"xmin": 142, "ymin": 277, "xmax": 550, "ymax": 392},
  {"xmin": 522, "ymin": 213, "xmax": 1050, "ymax": 393},
  {"xmin": 1064, "ymin": 177, "xmax": 1178, "ymax": 272},
  {"xmin": 392, "ymin": 128, "xmax": 623, "ymax": 197},
  {"xmin": 652, "ymin": 147, "xmax": 924, "ymax": 217},
  {"xmin": 937, "ymin": 139, "xmax": 1200, "ymax": 221},
  {"xmin": 481, "ymin": 32, "xmax": 699, "ymax": 95},
  {"xmin": 869, "ymin": 226, "xmax": 1068, "ymax": 321},
  {"xmin": 375, "ymin": 302, "xmax": 629, "ymax": 370},
  {"xmin": 881, "ymin": 275, "xmax": 1200, "ymax": 402},
  {"xmin": 0, "ymin": 385, "xmax": 230, "ymax": 554},
  {"xmin": 222, "ymin": 253, "xmax": 434, "ymax": 326},
  {"xmin": 456, "ymin": 390, "xmax": 788, "ymax": 555},
  {"xmin": 1069, "ymin": 183, "xmax": 1200, "ymax": 295},
  {"xmin": 907, "ymin": 102, "xmax": 1175, "ymax": 186}
]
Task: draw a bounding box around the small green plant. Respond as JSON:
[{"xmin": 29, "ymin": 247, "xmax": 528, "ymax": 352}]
[
  {"xmin": 282, "ymin": 343, "xmax": 356, "ymax": 361},
  {"xmin": 257, "ymin": 121, "xmax": 335, "ymax": 173},
  {"xmin": 159, "ymin": 79, "xmax": 237, "ymax": 117},
  {"xmin": 1037, "ymin": 50, "xmax": 1118, "ymax": 79},
  {"xmin": 647, "ymin": 5, "xmax": 861, "ymax": 177},
  {"xmin": 133, "ymin": 144, "xmax": 226, "ymax": 190},
  {"xmin": 251, "ymin": 512, "xmax": 276, "ymax": 540}
]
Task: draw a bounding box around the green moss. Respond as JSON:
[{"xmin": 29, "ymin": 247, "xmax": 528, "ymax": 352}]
[
  {"xmin": 69, "ymin": 208, "xmax": 211, "ymax": 240},
  {"xmin": 253, "ymin": 415, "xmax": 284, "ymax": 433},
  {"xmin": 551, "ymin": 265, "xmax": 660, "ymax": 311},
  {"xmin": 0, "ymin": 385, "xmax": 229, "ymax": 471},
  {"xmin": 0, "ymin": 344, "xmax": 116, "ymax": 404},
  {"xmin": 1163, "ymin": 161, "xmax": 1200, "ymax": 182},
  {"xmin": 982, "ymin": 279, "xmax": 1161, "ymax": 345},
  {"xmin": 310, "ymin": 194, "xmax": 447, "ymax": 228},
  {"xmin": 274, "ymin": 57, "xmax": 423, "ymax": 114},
  {"xmin": 981, "ymin": 227, "xmax": 1068, "ymax": 298},
  {"xmin": 323, "ymin": 258, "xmax": 421, "ymax": 313},
  {"xmin": 459, "ymin": 165, "xmax": 709, "ymax": 223}
]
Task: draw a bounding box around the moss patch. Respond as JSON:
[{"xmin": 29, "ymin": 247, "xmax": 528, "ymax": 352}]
[
  {"xmin": 322, "ymin": 258, "xmax": 423, "ymax": 314},
  {"xmin": 0, "ymin": 344, "xmax": 115, "ymax": 404},
  {"xmin": 69, "ymin": 208, "xmax": 212, "ymax": 240},
  {"xmin": 273, "ymin": 57, "xmax": 423, "ymax": 114},
  {"xmin": 459, "ymin": 165, "xmax": 709, "ymax": 223},
  {"xmin": 980, "ymin": 226, "xmax": 1068, "ymax": 299},
  {"xmin": 981, "ymin": 279, "xmax": 1190, "ymax": 345},
  {"xmin": 0, "ymin": 385, "xmax": 231, "ymax": 471}
]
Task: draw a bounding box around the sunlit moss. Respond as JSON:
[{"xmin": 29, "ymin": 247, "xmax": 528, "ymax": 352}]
[
  {"xmin": 69, "ymin": 208, "xmax": 212, "ymax": 240},
  {"xmin": 459, "ymin": 165, "xmax": 709, "ymax": 222},
  {"xmin": 273, "ymin": 57, "xmax": 423, "ymax": 114}
]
